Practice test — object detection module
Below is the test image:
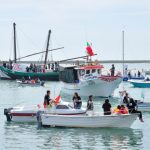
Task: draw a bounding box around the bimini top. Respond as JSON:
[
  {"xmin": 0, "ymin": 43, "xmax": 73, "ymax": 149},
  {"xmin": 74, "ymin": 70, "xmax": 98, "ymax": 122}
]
[{"xmin": 77, "ymin": 65, "xmax": 104, "ymax": 70}]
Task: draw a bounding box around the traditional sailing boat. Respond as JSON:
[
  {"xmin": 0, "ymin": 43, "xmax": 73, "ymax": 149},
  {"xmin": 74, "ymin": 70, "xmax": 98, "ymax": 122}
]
[{"xmin": 0, "ymin": 23, "xmax": 62, "ymax": 81}]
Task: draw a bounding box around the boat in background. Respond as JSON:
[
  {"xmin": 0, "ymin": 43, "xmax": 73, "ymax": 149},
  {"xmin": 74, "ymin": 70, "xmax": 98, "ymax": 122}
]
[
  {"xmin": 128, "ymin": 79, "xmax": 150, "ymax": 88},
  {"xmin": 0, "ymin": 65, "xmax": 59, "ymax": 81},
  {"xmin": 16, "ymin": 79, "xmax": 45, "ymax": 86},
  {"xmin": 123, "ymin": 75, "xmax": 145, "ymax": 81},
  {"xmin": 60, "ymin": 62, "xmax": 122, "ymax": 97},
  {"xmin": 0, "ymin": 23, "xmax": 62, "ymax": 81}
]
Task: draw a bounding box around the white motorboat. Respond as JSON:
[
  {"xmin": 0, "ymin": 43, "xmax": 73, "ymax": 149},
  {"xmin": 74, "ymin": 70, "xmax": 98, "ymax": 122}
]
[
  {"xmin": 40, "ymin": 112, "xmax": 138, "ymax": 128},
  {"xmin": 60, "ymin": 64, "xmax": 122, "ymax": 97},
  {"xmin": 4, "ymin": 100, "xmax": 86, "ymax": 123}
]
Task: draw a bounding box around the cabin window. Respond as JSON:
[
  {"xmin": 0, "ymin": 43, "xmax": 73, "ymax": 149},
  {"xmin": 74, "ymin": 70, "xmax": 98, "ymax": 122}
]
[
  {"xmin": 92, "ymin": 69, "xmax": 96, "ymax": 73},
  {"xmin": 56, "ymin": 105, "xmax": 69, "ymax": 109},
  {"xmin": 86, "ymin": 70, "xmax": 90, "ymax": 74},
  {"xmin": 97, "ymin": 69, "xmax": 101, "ymax": 74},
  {"xmin": 79, "ymin": 70, "xmax": 85, "ymax": 76}
]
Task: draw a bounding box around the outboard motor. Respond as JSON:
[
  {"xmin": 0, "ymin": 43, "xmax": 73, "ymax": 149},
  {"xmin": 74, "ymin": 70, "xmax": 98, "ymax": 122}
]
[
  {"xmin": 4, "ymin": 108, "xmax": 12, "ymax": 122},
  {"xmin": 36, "ymin": 110, "xmax": 43, "ymax": 129}
]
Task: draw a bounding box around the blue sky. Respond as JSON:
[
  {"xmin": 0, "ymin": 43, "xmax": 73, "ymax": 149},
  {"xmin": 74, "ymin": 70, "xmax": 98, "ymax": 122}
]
[{"xmin": 0, "ymin": 0, "xmax": 150, "ymax": 61}]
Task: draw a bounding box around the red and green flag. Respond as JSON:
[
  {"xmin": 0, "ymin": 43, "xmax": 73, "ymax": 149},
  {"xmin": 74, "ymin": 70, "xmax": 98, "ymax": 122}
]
[{"xmin": 86, "ymin": 42, "xmax": 94, "ymax": 56}]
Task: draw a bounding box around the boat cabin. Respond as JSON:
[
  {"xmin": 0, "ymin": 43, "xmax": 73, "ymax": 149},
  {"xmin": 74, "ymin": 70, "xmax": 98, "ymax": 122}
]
[{"xmin": 59, "ymin": 65, "xmax": 104, "ymax": 83}]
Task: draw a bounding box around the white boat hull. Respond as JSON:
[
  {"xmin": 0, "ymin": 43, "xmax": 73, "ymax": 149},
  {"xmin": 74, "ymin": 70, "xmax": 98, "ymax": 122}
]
[
  {"xmin": 41, "ymin": 113, "xmax": 138, "ymax": 128},
  {"xmin": 61, "ymin": 76, "xmax": 122, "ymax": 97},
  {"xmin": 4, "ymin": 103, "xmax": 86, "ymax": 123},
  {"xmin": 138, "ymin": 102, "xmax": 150, "ymax": 111}
]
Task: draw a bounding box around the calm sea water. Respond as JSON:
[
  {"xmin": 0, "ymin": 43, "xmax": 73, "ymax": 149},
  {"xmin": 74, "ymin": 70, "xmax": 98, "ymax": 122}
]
[{"xmin": 1, "ymin": 63, "xmax": 150, "ymax": 150}]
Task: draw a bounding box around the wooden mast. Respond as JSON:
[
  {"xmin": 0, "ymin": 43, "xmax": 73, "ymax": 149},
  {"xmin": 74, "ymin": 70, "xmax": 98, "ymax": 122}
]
[
  {"xmin": 44, "ymin": 30, "xmax": 51, "ymax": 65},
  {"xmin": 122, "ymin": 30, "xmax": 125, "ymax": 76},
  {"xmin": 13, "ymin": 22, "xmax": 17, "ymax": 63}
]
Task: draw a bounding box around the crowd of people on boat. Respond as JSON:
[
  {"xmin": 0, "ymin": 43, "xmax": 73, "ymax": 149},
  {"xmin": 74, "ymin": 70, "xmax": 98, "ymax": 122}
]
[
  {"xmin": 43, "ymin": 90, "xmax": 144, "ymax": 122},
  {"xmin": 2, "ymin": 61, "xmax": 59, "ymax": 73},
  {"xmin": 26, "ymin": 62, "xmax": 59, "ymax": 73}
]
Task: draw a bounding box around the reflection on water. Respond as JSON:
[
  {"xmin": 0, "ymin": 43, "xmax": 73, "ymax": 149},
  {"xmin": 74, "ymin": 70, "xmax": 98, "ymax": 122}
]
[{"xmin": 3, "ymin": 121, "xmax": 143, "ymax": 150}]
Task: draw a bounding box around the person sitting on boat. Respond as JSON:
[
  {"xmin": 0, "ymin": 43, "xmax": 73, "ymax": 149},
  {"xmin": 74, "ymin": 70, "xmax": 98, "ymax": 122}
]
[
  {"xmin": 72, "ymin": 92, "xmax": 82, "ymax": 109},
  {"xmin": 120, "ymin": 105, "xmax": 128, "ymax": 114},
  {"xmin": 21, "ymin": 77, "xmax": 25, "ymax": 82},
  {"xmin": 113, "ymin": 105, "xmax": 121, "ymax": 114},
  {"xmin": 127, "ymin": 98, "xmax": 144, "ymax": 122},
  {"xmin": 102, "ymin": 99, "xmax": 112, "ymax": 115},
  {"xmin": 145, "ymin": 77, "xmax": 150, "ymax": 81},
  {"xmin": 123, "ymin": 93, "xmax": 130, "ymax": 106},
  {"xmin": 43, "ymin": 90, "xmax": 53, "ymax": 108},
  {"xmin": 87, "ymin": 95, "xmax": 94, "ymax": 111},
  {"xmin": 31, "ymin": 79, "xmax": 36, "ymax": 84},
  {"xmin": 35, "ymin": 77, "xmax": 40, "ymax": 83}
]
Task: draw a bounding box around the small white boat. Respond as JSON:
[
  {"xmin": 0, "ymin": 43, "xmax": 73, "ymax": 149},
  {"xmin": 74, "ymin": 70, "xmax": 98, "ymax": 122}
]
[
  {"xmin": 16, "ymin": 80, "xmax": 45, "ymax": 86},
  {"xmin": 4, "ymin": 101, "xmax": 86, "ymax": 123},
  {"xmin": 40, "ymin": 113, "xmax": 138, "ymax": 128}
]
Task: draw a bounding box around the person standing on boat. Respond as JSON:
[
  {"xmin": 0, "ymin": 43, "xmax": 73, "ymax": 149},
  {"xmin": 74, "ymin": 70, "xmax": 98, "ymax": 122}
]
[
  {"xmin": 87, "ymin": 95, "xmax": 94, "ymax": 110},
  {"xmin": 44, "ymin": 90, "xmax": 53, "ymax": 108},
  {"xmin": 127, "ymin": 98, "xmax": 144, "ymax": 122},
  {"xmin": 72, "ymin": 92, "xmax": 82, "ymax": 109},
  {"xmin": 138, "ymin": 70, "xmax": 141, "ymax": 77},
  {"xmin": 110, "ymin": 64, "xmax": 115, "ymax": 76},
  {"xmin": 123, "ymin": 93, "xmax": 130, "ymax": 105},
  {"xmin": 102, "ymin": 99, "xmax": 112, "ymax": 115}
]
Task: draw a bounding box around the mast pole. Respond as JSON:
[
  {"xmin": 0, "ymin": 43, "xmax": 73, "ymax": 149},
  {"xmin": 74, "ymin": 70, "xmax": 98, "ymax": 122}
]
[
  {"xmin": 13, "ymin": 22, "xmax": 17, "ymax": 63},
  {"xmin": 122, "ymin": 30, "xmax": 125, "ymax": 76},
  {"xmin": 44, "ymin": 30, "xmax": 51, "ymax": 65}
]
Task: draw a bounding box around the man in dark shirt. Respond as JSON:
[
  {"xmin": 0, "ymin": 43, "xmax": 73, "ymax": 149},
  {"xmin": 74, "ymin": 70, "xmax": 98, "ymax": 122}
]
[
  {"xmin": 44, "ymin": 90, "xmax": 53, "ymax": 107},
  {"xmin": 127, "ymin": 98, "xmax": 144, "ymax": 122},
  {"xmin": 102, "ymin": 99, "xmax": 111, "ymax": 115}
]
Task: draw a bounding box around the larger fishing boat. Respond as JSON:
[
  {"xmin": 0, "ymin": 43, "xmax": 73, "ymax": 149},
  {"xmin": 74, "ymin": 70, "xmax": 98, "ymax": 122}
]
[{"xmin": 60, "ymin": 62, "xmax": 122, "ymax": 97}]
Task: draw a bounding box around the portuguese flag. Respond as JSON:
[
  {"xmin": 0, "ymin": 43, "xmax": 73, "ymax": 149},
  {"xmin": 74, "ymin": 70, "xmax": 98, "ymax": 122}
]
[{"xmin": 86, "ymin": 42, "xmax": 94, "ymax": 56}]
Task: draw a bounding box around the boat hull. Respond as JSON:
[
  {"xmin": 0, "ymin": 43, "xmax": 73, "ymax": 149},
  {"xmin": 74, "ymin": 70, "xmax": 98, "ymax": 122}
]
[
  {"xmin": 61, "ymin": 76, "xmax": 122, "ymax": 97},
  {"xmin": 41, "ymin": 113, "xmax": 138, "ymax": 128},
  {"xmin": 4, "ymin": 104, "xmax": 86, "ymax": 123},
  {"xmin": 129, "ymin": 80, "xmax": 150, "ymax": 88},
  {"xmin": 0, "ymin": 66, "xmax": 59, "ymax": 81},
  {"xmin": 123, "ymin": 76, "xmax": 144, "ymax": 81},
  {"xmin": 0, "ymin": 69, "xmax": 11, "ymax": 79},
  {"xmin": 138, "ymin": 102, "xmax": 150, "ymax": 111}
]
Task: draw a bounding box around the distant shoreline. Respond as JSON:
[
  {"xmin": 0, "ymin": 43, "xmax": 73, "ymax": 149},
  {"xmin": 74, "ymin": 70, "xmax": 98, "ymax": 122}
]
[{"xmin": 0, "ymin": 60, "xmax": 150, "ymax": 65}]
